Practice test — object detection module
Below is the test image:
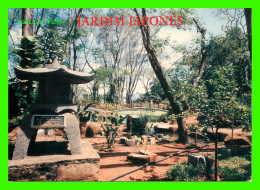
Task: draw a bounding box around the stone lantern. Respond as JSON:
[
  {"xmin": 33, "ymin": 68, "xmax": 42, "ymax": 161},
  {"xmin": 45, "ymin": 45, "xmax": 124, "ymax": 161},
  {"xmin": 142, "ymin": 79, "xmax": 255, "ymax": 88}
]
[{"xmin": 12, "ymin": 58, "xmax": 94, "ymax": 160}]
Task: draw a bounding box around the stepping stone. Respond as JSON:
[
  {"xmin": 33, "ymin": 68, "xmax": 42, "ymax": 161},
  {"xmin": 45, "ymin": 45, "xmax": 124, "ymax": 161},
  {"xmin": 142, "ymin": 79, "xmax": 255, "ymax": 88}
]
[{"xmin": 127, "ymin": 152, "xmax": 157, "ymax": 164}]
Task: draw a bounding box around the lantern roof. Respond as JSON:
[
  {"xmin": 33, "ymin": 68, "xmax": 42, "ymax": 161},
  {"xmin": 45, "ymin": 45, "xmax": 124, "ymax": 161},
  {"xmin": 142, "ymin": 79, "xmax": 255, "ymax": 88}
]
[{"xmin": 14, "ymin": 58, "xmax": 95, "ymax": 84}]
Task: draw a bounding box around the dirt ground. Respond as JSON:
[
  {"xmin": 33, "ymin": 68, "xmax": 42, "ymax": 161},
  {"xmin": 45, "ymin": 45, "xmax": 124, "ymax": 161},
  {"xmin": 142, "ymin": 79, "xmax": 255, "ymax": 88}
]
[{"xmin": 88, "ymin": 136, "xmax": 215, "ymax": 181}]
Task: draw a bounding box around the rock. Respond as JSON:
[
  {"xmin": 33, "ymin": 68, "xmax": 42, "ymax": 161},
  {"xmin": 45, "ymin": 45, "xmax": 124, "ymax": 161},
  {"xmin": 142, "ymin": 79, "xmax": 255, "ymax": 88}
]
[
  {"xmin": 85, "ymin": 123, "xmax": 103, "ymax": 137},
  {"xmin": 188, "ymin": 154, "xmax": 206, "ymax": 167},
  {"xmin": 57, "ymin": 162, "xmax": 99, "ymax": 181},
  {"xmin": 37, "ymin": 129, "xmax": 45, "ymax": 137},
  {"xmin": 127, "ymin": 152, "xmax": 157, "ymax": 164},
  {"xmin": 126, "ymin": 139, "xmax": 136, "ymax": 146},
  {"xmin": 153, "ymin": 123, "xmax": 171, "ymax": 132},
  {"xmin": 119, "ymin": 137, "xmax": 128, "ymax": 144},
  {"xmin": 224, "ymin": 135, "xmax": 251, "ymax": 146}
]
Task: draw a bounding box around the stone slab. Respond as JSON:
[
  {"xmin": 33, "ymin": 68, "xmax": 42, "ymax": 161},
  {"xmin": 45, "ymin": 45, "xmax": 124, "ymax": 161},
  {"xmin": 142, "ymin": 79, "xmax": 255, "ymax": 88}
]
[{"xmin": 127, "ymin": 153, "xmax": 157, "ymax": 164}]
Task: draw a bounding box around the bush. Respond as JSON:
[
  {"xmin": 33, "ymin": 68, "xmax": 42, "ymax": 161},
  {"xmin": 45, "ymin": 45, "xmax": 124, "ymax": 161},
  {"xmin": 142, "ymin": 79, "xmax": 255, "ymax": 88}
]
[
  {"xmin": 165, "ymin": 162, "xmax": 210, "ymax": 181},
  {"xmin": 131, "ymin": 118, "xmax": 148, "ymax": 135}
]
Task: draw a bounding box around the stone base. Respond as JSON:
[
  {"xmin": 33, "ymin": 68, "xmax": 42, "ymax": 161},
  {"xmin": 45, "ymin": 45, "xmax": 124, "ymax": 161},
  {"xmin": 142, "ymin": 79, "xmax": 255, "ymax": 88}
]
[
  {"xmin": 12, "ymin": 113, "xmax": 81, "ymax": 160},
  {"xmin": 8, "ymin": 139, "xmax": 100, "ymax": 181}
]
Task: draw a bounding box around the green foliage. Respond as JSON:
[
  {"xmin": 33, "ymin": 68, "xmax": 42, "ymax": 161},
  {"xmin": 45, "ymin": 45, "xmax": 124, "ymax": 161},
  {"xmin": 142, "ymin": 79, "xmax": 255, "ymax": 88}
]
[
  {"xmin": 198, "ymin": 66, "xmax": 251, "ymax": 130},
  {"xmin": 131, "ymin": 118, "xmax": 148, "ymax": 135},
  {"xmin": 101, "ymin": 113, "xmax": 127, "ymax": 149},
  {"xmin": 218, "ymin": 156, "xmax": 251, "ymax": 181},
  {"xmin": 165, "ymin": 162, "xmax": 209, "ymax": 181},
  {"xmin": 101, "ymin": 124, "xmax": 119, "ymax": 149},
  {"xmin": 12, "ymin": 36, "xmax": 44, "ymax": 119},
  {"xmin": 186, "ymin": 124, "xmax": 199, "ymax": 132},
  {"xmin": 13, "ymin": 36, "xmax": 44, "ymax": 68},
  {"xmin": 77, "ymin": 103, "xmax": 93, "ymax": 123},
  {"xmin": 37, "ymin": 28, "xmax": 67, "ymax": 64},
  {"xmin": 159, "ymin": 113, "xmax": 168, "ymax": 122}
]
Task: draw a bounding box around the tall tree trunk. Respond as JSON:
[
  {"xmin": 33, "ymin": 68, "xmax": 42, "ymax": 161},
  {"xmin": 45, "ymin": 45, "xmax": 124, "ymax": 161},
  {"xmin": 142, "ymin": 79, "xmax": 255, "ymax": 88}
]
[
  {"xmin": 22, "ymin": 8, "xmax": 33, "ymax": 37},
  {"xmin": 215, "ymin": 127, "xmax": 219, "ymax": 181},
  {"xmin": 21, "ymin": 8, "xmax": 34, "ymax": 106},
  {"xmin": 244, "ymin": 8, "xmax": 252, "ymax": 62},
  {"xmin": 193, "ymin": 19, "xmax": 207, "ymax": 87},
  {"xmin": 134, "ymin": 8, "xmax": 187, "ymax": 144}
]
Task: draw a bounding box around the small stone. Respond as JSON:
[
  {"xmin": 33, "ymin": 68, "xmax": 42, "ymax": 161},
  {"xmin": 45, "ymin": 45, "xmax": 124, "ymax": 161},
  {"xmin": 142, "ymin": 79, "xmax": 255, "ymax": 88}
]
[
  {"xmin": 126, "ymin": 139, "xmax": 136, "ymax": 146},
  {"xmin": 37, "ymin": 129, "xmax": 45, "ymax": 137}
]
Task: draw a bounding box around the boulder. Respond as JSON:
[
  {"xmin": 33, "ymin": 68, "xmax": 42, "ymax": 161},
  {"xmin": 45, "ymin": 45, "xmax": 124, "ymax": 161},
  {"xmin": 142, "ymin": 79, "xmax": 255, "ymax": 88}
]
[
  {"xmin": 224, "ymin": 135, "xmax": 251, "ymax": 146},
  {"xmin": 85, "ymin": 123, "xmax": 103, "ymax": 137}
]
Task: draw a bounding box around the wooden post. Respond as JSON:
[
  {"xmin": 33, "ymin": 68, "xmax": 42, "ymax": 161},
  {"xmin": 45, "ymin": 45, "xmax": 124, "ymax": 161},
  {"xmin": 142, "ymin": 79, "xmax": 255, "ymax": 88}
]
[{"xmin": 149, "ymin": 99, "xmax": 151, "ymax": 108}]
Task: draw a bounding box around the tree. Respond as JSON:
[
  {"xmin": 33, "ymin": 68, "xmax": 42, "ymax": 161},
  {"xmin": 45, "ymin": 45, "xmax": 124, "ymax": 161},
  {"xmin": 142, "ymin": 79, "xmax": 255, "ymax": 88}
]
[{"xmin": 133, "ymin": 8, "xmax": 188, "ymax": 144}]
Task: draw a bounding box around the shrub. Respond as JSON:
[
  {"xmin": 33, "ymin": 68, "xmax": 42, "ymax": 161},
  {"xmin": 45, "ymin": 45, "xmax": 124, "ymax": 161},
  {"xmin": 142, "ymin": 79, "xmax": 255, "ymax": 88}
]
[
  {"xmin": 131, "ymin": 118, "xmax": 148, "ymax": 135},
  {"xmin": 165, "ymin": 162, "xmax": 209, "ymax": 181}
]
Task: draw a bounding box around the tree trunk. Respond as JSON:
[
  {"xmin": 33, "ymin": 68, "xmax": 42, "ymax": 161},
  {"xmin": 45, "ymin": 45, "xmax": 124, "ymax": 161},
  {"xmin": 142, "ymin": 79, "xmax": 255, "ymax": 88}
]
[
  {"xmin": 134, "ymin": 8, "xmax": 187, "ymax": 144},
  {"xmin": 193, "ymin": 19, "xmax": 207, "ymax": 87},
  {"xmin": 21, "ymin": 8, "xmax": 34, "ymax": 107},
  {"xmin": 22, "ymin": 8, "xmax": 33, "ymax": 37},
  {"xmin": 215, "ymin": 127, "xmax": 219, "ymax": 181},
  {"xmin": 244, "ymin": 8, "xmax": 252, "ymax": 81}
]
